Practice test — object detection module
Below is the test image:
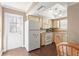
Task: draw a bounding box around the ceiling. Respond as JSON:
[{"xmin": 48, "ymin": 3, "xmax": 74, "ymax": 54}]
[
  {"xmin": 27, "ymin": 2, "xmax": 76, "ymax": 19},
  {"xmin": 0, "ymin": 2, "xmax": 33, "ymax": 12},
  {"xmin": 0, "ymin": 2, "xmax": 77, "ymax": 19}
]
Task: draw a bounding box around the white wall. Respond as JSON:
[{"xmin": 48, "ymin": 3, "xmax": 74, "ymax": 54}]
[
  {"xmin": 0, "ymin": 7, "xmax": 2, "ymax": 51},
  {"xmin": 68, "ymin": 3, "xmax": 79, "ymax": 43}
]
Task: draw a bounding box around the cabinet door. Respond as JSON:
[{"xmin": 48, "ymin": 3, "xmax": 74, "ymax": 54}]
[
  {"xmin": 40, "ymin": 33, "xmax": 45, "ymax": 46},
  {"xmin": 28, "ymin": 15, "xmax": 40, "ymax": 22},
  {"xmin": 43, "ymin": 18, "xmax": 52, "ymax": 29}
]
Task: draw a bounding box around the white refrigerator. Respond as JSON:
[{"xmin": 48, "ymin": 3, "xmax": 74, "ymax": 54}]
[{"xmin": 25, "ymin": 20, "xmax": 40, "ymax": 51}]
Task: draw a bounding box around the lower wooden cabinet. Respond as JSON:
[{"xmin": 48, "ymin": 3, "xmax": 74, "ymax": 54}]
[{"xmin": 40, "ymin": 32, "xmax": 45, "ymax": 46}]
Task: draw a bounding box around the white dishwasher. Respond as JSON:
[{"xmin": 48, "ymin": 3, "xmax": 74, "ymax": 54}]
[{"xmin": 45, "ymin": 32, "xmax": 53, "ymax": 45}]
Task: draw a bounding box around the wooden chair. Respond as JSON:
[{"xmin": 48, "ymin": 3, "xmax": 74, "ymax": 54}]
[
  {"xmin": 57, "ymin": 42, "xmax": 79, "ymax": 56},
  {"xmin": 54, "ymin": 35, "xmax": 61, "ymax": 45}
]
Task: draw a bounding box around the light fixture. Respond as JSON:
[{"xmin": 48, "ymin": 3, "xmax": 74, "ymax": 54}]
[{"xmin": 51, "ymin": 4, "xmax": 66, "ymax": 18}]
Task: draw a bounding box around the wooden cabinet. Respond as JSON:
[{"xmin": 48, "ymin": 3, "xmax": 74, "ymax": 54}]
[
  {"xmin": 42, "ymin": 18, "xmax": 52, "ymax": 29},
  {"xmin": 52, "ymin": 20, "xmax": 59, "ymax": 28},
  {"xmin": 28, "ymin": 15, "xmax": 40, "ymax": 22},
  {"xmin": 40, "ymin": 32, "xmax": 45, "ymax": 46}
]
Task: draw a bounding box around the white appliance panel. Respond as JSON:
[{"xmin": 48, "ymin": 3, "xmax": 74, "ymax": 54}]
[
  {"xmin": 25, "ymin": 20, "xmax": 40, "ymax": 51},
  {"xmin": 29, "ymin": 30, "xmax": 40, "ymax": 51},
  {"xmin": 29, "ymin": 20, "xmax": 40, "ymax": 30}
]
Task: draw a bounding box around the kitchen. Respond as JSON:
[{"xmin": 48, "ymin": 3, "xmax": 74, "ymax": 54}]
[
  {"xmin": 0, "ymin": 2, "xmax": 77, "ymax": 56},
  {"xmin": 24, "ymin": 13, "xmax": 67, "ymax": 55},
  {"xmin": 24, "ymin": 3, "xmax": 68, "ymax": 52}
]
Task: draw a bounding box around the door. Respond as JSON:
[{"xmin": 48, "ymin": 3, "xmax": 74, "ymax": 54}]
[{"xmin": 4, "ymin": 13, "xmax": 23, "ymax": 50}]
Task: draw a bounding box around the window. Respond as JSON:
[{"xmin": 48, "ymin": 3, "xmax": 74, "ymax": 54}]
[{"xmin": 59, "ymin": 19, "xmax": 67, "ymax": 30}]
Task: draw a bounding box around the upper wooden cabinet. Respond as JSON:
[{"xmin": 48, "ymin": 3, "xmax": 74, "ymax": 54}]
[
  {"xmin": 28, "ymin": 15, "xmax": 40, "ymax": 22},
  {"xmin": 52, "ymin": 17, "xmax": 67, "ymax": 30},
  {"xmin": 52, "ymin": 20, "xmax": 59, "ymax": 28},
  {"xmin": 42, "ymin": 18, "xmax": 52, "ymax": 29},
  {"xmin": 28, "ymin": 15, "xmax": 53, "ymax": 29}
]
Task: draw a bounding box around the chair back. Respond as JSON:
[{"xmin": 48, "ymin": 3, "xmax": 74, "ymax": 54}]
[{"xmin": 57, "ymin": 42, "xmax": 79, "ymax": 56}]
